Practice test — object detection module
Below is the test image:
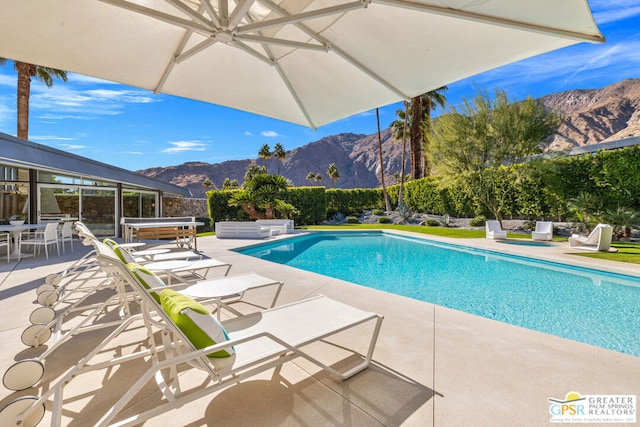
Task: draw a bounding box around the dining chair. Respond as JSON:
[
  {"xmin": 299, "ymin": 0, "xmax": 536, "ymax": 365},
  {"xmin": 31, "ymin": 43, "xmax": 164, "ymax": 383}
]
[
  {"xmin": 59, "ymin": 221, "xmax": 74, "ymax": 254},
  {"xmin": 20, "ymin": 222, "xmax": 60, "ymax": 259}
]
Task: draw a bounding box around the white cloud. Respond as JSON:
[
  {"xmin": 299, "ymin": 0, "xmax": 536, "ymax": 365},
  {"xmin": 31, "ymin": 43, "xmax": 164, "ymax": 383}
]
[
  {"xmin": 58, "ymin": 143, "xmax": 88, "ymax": 150},
  {"xmin": 161, "ymin": 140, "xmax": 208, "ymax": 153},
  {"xmin": 244, "ymin": 131, "xmax": 253, "ymax": 136},
  {"xmin": 31, "ymin": 135, "xmax": 77, "ymax": 141},
  {"xmin": 0, "ymin": 103, "xmax": 12, "ymax": 127},
  {"xmin": 261, "ymin": 130, "xmax": 280, "ymax": 137},
  {"xmin": 124, "ymin": 151, "xmax": 143, "ymax": 155},
  {"xmin": 0, "ymin": 73, "xmax": 15, "ymax": 87},
  {"xmin": 591, "ymin": 0, "xmax": 640, "ymax": 24}
]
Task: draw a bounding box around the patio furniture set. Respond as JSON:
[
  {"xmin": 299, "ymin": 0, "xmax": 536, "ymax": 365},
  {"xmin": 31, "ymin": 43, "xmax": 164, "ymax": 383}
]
[
  {"xmin": 0, "ymin": 220, "xmax": 75, "ymax": 261},
  {"xmin": 485, "ymin": 220, "xmax": 615, "ymax": 252}
]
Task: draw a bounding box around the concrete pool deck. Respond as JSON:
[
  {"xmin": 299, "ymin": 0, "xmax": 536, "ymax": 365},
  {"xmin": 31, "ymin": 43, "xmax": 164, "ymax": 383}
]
[{"xmin": 0, "ymin": 230, "xmax": 638, "ymax": 426}]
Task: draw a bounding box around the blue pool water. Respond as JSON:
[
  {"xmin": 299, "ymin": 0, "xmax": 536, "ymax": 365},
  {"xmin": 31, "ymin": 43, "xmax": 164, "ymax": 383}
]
[{"xmin": 237, "ymin": 231, "xmax": 640, "ymax": 357}]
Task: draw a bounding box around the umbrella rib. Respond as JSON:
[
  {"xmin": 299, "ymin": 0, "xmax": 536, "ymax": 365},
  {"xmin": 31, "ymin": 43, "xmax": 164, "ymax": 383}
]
[
  {"xmin": 200, "ymin": 0, "xmax": 222, "ymax": 27},
  {"xmin": 99, "ymin": 0, "xmax": 212, "ymax": 35},
  {"xmin": 236, "ymin": 1, "xmax": 368, "ymax": 35},
  {"xmin": 175, "ymin": 38, "xmax": 220, "ymax": 63},
  {"xmin": 273, "ymin": 60, "xmax": 317, "ymax": 129},
  {"xmin": 235, "ymin": 35, "xmax": 329, "ymax": 52},
  {"xmin": 164, "ymin": 0, "xmax": 213, "ymax": 28},
  {"xmin": 258, "ymin": 0, "xmax": 410, "ymax": 101},
  {"xmin": 374, "ymin": 0, "xmax": 605, "ymax": 44},
  {"xmin": 219, "ymin": 0, "xmax": 230, "ymax": 28},
  {"xmin": 239, "ymin": 10, "xmax": 317, "ymax": 128},
  {"xmin": 155, "ymin": 2, "xmax": 214, "ymax": 94},
  {"xmin": 230, "ymin": 40, "xmax": 275, "ymax": 66},
  {"xmin": 229, "ymin": 0, "xmax": 258, "ymax": 28}
]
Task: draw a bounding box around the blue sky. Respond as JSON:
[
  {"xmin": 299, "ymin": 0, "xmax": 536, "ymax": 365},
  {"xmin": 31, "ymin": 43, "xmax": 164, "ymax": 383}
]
[{"xmin": 1, "ymin": 0, "xmax": 639, "ymax": 171}]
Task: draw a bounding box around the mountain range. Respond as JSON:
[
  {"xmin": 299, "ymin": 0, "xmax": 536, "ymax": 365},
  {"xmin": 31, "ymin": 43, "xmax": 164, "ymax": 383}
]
[{"xmin": 138, "ymin": 78, "xmax": 640, "ymax": 198}]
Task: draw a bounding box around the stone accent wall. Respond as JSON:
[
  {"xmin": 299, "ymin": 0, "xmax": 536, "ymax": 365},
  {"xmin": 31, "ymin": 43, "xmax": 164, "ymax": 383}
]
[{"xmin": 163, "ymin": 197, "xmax": 208, "ymax": 218}]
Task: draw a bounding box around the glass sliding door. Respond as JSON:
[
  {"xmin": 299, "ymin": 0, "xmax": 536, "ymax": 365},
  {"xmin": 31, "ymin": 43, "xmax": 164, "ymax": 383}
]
[
  {"xmin": 81, "ymin": 188, "xmax": 116, "ymax": 236},
  {"xmin": 38, "ymin": 184, "xmax": 117, "ymax": 237},
  {"xmin": 122, "ymin": 190, "xmax": 158, "ymax": 218}
]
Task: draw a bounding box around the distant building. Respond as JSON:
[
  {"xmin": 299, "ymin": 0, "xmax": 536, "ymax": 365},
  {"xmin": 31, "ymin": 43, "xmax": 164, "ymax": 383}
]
[{"xmin": 0, "ymin": 132, "xmax": 189, "ymax": 237}]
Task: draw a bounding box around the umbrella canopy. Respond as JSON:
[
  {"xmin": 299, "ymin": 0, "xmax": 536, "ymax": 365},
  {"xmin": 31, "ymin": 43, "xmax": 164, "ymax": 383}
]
[{"xmin": 0, "ymin": 0, "xmax": 603, "ymax": 129}]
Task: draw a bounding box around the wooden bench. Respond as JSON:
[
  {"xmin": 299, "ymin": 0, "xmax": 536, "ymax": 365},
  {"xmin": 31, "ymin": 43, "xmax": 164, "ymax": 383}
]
[
  {"xmin": 215, "ymin": 221, "xmax": 272, "ymax": 239},
  {"xmin": 135, "ymin": 226, "xmax": 197, "ymax": 249},
  {"xmin": 122, "ymin": 217, "xmax": 201, "ymax": 249}
]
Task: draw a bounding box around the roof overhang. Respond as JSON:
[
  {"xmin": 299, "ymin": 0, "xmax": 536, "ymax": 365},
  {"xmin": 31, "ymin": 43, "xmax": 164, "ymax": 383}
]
[{"xmin": 0, "ymin": 132, "xmax": 190, "ymax": 197}]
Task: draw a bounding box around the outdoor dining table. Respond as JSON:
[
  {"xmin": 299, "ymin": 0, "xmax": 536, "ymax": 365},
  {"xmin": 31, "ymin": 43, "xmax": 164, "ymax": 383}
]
[{"xmin": 0, "ymin": 223, "xmax": 47, "ymax": 259}]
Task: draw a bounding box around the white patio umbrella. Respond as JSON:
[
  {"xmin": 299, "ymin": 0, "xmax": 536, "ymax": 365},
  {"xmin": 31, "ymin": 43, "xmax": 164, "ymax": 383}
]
[{"xmin": 0, "ymin": 0, "xmax": 603, "ymax": 129}]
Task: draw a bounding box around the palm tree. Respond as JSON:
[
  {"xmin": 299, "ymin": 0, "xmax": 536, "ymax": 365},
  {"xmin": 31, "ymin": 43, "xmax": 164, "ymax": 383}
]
[
  {"xmin": 0, "ymin": 59, "xmax": 68, "ymax": 139},
  {"xmin": 421, "ymin": 87, "xmax": 448, "ymax": 176},
  {"xmin": 327, "ymin": 163, "xmax": 340, "ymax": 188},
  {"xmin": 376, "ymin": 108, "xmax": 391, "ymax": 211},
  {"xmin": 272, "ymin": 143, "xmax": 286, "ymax": 175},
  {"xmin": 390, "ymin": 102, "xmax": 409, "ymax": 207},
  {"xmin": 394, "ymin": 87, "xmax": 447, "ymax": 179},
  {"xmin": 228, "ymin": 174, "xmax": 294, "ymax": 219},
  {"xmin": 306, "ymin": 172, "xmax": 316, "ymax": 185},
  {"xmin": 314, "ymin": 173, "xmax": 322, "ymax": 185},
  {"xmin": 258, "ymin": 144, "xmax": 271, "ymax": 173}
]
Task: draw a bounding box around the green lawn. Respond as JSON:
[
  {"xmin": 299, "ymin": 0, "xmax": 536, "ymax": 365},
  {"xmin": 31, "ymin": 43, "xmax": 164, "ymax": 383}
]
[
  {"xmin": 571, "ymin": 242, "xmax": 640, "ymax": 265},
  {"xmin": 300, "ymin": 223, "xmax": 486, "ymax": 238}
]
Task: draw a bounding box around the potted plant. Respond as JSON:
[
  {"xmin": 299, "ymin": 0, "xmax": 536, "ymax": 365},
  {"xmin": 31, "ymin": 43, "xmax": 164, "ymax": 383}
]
[{"xmin": 9, "ymin": 214, "xmax": 25, "ymax": 226}]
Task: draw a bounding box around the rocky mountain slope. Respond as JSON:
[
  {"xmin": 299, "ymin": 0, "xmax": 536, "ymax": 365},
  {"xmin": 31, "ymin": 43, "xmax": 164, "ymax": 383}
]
[{"xmin": 139, "ymin": 78, "xmax": 640, "ymax": 197}]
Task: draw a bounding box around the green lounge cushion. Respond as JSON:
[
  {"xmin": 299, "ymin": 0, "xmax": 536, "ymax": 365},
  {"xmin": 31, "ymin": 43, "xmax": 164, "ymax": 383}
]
[
  {"xmin": 159, "ymin": 289, "xmax": 234, "ymax": 358},
  {"xmin": 112, "ymin": 244, "xmax": 136, "ymax": 263},
  {"xmin": 102, "ymin": 238, "xmax": 119, "ymax": 248},
  {"xmin": 128, "ymin": 263, "xmax": 165, "ymax": 303}
]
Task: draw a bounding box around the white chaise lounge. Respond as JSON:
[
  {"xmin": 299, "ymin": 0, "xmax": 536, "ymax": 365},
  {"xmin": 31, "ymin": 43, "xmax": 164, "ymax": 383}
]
[
  {"xmin": 215, "ymin": 221, "xmax": 272, "ymax": 239},
  {"xmin": 256, "ymin": 219, "xmax": 294, "ymax": 234},
  {"xmin": 485, "ymin": 220, "xmax": 507, "ymax": 239},
  {"xmin": 568, "ymin": 223, "xmax": 614, "ymax": 252},
  {"xmin": 532, "ymin": 221, "xmax": 553, "ymax": 241}
]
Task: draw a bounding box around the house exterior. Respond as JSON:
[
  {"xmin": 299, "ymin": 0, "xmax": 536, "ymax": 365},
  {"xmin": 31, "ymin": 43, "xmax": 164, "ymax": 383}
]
[{"xmin": 0, "ymin": 132, "xmax": 190, "ymax": 237}]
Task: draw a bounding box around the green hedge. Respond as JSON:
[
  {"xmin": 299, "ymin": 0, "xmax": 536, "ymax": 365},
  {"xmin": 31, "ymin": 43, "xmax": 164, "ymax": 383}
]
[
  {"xmin": 282, "ymin": 186, "xmax": 326, "ymax": 225},
  {"xmin": 207, "ymin": 146, "xmax": 640, "ymax": 223},
  {"xmin": 207, "ymin": 190, "xmax": 248, "ymax": 222},
  {"xmin": 326, "ymin": 188, "xmax": 383, "ymax": 217}
]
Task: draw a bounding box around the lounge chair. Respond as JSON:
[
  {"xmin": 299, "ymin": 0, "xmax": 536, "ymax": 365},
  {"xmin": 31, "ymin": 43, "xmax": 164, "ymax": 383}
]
[
  {"xmin": 568, "ymin": 223, "xmax": 614, "ymax": 252},
  {"xmin": 1, "ymin": 256, "xmax": 382, "ymax": 427},
  {"xmin": 485, "ymin": 220, "xmax": 507, "ymax": 239},
  {"xmin": 531, "ymin": 221, "xmax": 553, "ymax": 241}
]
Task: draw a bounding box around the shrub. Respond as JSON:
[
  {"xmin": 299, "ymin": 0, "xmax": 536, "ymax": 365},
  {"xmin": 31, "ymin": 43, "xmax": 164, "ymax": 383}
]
[
  {"xmin": 332, "ymin": 212, "xmax": 346, "ymax": 223},
  {"xmin": 469, "ymin": 215, "xmax": 486, "ymax": 226},
  {"xmin": 425, "ymin": 219, "xmax": 441, "ymax": 226},
  {"xmin": 378, "ymin": 216, "xmax": 392, "ymax": 224},
  {"xmin": 373, "ymin": 209, "xmax": 385, "ymax": 216},
  {"xmin": 346, "ymin": 216, "xmax": 359, "ymax": 224}
]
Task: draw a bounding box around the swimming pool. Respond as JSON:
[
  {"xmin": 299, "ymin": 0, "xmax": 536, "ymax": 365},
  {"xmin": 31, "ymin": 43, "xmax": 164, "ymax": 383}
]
[{"xmin": 237, "ymin": 231, "xmax": 640, "ymax": 357}]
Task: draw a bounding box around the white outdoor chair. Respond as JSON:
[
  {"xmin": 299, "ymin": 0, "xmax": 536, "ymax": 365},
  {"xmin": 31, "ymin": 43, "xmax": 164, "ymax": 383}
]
[
  {"xmin": 531, "ymin": 221, "xmax": 553, "ymax": 241},
  {"xmin": 59, "ymin": 221, "xmax": 74, "ymax": 253},
  {"xmin": 485, "ymin": 220, "xmax": 507, "ymax": 239},
  {"xmin": 19, "ymin": 222, "xmax": 60, "ymax": 259},
  {"xmin": 0, "ymin": 232, "xmax": 9, "ymax": 262},
  {"xmin": 568, "ymin": 223, "xmax": 614, "ymax": 252}
]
